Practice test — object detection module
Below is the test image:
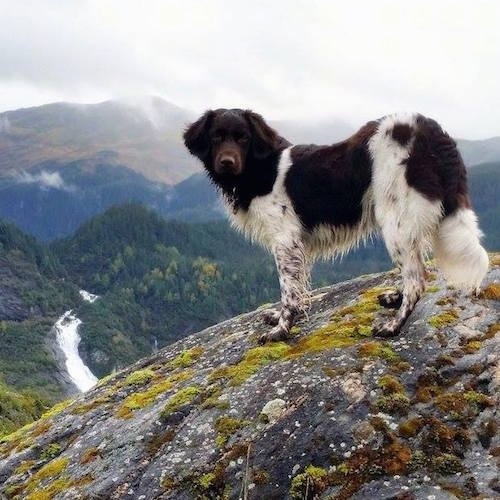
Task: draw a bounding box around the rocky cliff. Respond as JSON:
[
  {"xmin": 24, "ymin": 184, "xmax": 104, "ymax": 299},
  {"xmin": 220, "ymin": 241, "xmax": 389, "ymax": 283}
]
[{"xmin": 0, "ymin": 258, "xmax": 498, "ymax": 500}]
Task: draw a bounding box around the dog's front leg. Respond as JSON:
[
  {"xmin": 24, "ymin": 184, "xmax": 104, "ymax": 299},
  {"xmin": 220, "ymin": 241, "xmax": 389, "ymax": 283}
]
[{"xmin": 259, "ymin": 240, "xmax": 310, "ymax": 343}]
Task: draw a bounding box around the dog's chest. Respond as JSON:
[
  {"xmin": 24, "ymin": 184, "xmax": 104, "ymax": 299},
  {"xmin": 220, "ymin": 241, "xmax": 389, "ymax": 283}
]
[{"xmin": 226, "ymin": 148, "xmax": 302, "ymax": 248}]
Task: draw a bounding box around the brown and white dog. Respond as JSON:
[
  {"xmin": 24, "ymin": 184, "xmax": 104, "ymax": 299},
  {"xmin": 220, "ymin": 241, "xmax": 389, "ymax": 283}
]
[{"xmin": 183, "ymin": 109, "xmax": 488, "ymax": 343}]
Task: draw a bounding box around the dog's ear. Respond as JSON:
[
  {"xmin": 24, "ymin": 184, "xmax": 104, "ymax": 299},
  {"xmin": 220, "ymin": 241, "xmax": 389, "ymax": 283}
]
[
  {"xmin": 183, "ymin": 111, "xmax": 214, "ymax": 160},
  {"xmin": 245, "ymin": 110, "xmax": 280, "ymax": 159}
]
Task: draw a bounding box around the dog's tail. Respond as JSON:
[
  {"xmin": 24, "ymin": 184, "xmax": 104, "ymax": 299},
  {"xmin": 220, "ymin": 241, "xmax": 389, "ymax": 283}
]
[{"xmin": 433, "ymin": 208, "xmax": 489, "ymax": 292}]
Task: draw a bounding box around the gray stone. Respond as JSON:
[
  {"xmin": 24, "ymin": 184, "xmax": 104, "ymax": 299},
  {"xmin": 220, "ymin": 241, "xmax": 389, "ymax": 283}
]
[{"xmin": 1, "ymin": 262, "xmax": 499, "ymax": 499}]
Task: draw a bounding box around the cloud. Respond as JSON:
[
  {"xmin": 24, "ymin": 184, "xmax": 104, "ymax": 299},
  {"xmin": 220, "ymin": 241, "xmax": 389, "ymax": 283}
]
[
  {"xmin": 16, "ymin": 170, "xmax": 74, "ymax": 191},
  {"xmin": 0, "ymin": 0, "xmax": 499, "ymax": 138}
]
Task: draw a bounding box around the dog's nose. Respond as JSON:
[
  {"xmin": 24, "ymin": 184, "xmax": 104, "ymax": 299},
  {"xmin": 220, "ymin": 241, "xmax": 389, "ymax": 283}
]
[{"xmin": 220, "ymin": 156, "xmax": 235, "ymax": 168}]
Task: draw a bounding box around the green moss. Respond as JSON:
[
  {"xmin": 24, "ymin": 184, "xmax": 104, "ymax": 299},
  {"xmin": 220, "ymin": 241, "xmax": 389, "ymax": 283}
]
[
  {"xmin": 161, "ymin": 385, "xmax": 202, "ymax": 419},
  {"xmin": 70, "ymin": 393, "xmax": 112, "ymax": 415},
  {"xmin": 428, "ymin": 309, "xmax": 459, "ymax": 328},
  {"xmin": 214, "ymin": 416, "xmax": 250, "ymax": 448},
  {"xmin": 200, "ymin": 388, "xmax": 230, "ymax": 410},
  {"xmin": 430, "ymin": 453, "xmax": 464, "ymax": 474},
  {"xmin": 31, "ymin": 420, "xmax": 53, "ymax": 437},
  {"xmin": 207, "ymin": 287, "xmax": 391, "ymax": 387},
  {"xmin": 161, "ymin": 476, "xmax": 175, "ymax": 490},
  {"xmin": 198, "ymin": 472, "xmax": 217, "ymax": 489},
  {"xmin": 116, "ymin": 370, "xmax": 192, "ymax": 419},
  {"xmin": 463, "ymin": 340, "xmax": 482, "ymax": 353},
  {"xmin": 374, "ymin": 393, "xmax": 410, "ymax": 415},
  {"xmin": 290, "ymin": 465, "xmax": 329, "ymax": 499},
  {"xmin": 40, "ymin": 442, "xmax": 62, "ymax": 460},
  {"xmin": 426, "ymin": 285, "xmax": 440, "ymax": 293},
  {"xmin": 479, "ymin": 283, "xmax": 500, "ymax": 300},
  {"xmin": 336, "ymin": 462, "xmax": 350, "ymax": 474},
  {"xmin": 14, "ymin": 459, "xmax": 36, "ymax": 475},
  {"xmin": 407, "ymin": 450, "xmax": 427, "ymax": 472},
  {"xmin": 286, "ymin": 288, "xmax": 387, "ymax": 358},
  {"xmin": 26, "ymin": 476, "xmax": 73, "ymax": 500},
  {"xmin": 377, "ymin": 375, "xmax": 405, "ymax": 395},
  {"xmin": 41, "ymin": 399, "xmax": 73, "ymax": 419},
  {"xmin": 169, "ymin": 346, "xmax": 204, "ymax": 369},
  {"xmin": 358, "ymin": 341, "xmax": 401, "ymax": 363},
  {"xmin": 434, "ymin": 390, "xmax": 494, "ymax": 418},
  {"xmin": 25, "ymin": 456, "xmax": 70, "ymax": 493},
  {"xmin": 124, "ymin": 368, "xmax": 156, "ymax": 386},
  {"xmin": 398, "ymin": 418, "xmax": 425, "ymax": 438},
  {"xmin": 190, "ymin": 462, "xmax": 229, "ymax": 497},
  {"xmin": 322, "ymin": 366, "xmax": 337, "ymax": 378},
  {"xmin": 463, "ymin": 390, "xmax": 494, "ymax": 408},
  {"xmin": 5, "ymin": 483, "xmax": 24, "ymax": 496},
  {"xmin": 209, "ymin": 343, "xmax": 290, "ymax": 386},
  {"xmin": 426, "ymin": 271, "xmax": 437, "ymax": 281},
  {"xmin": 436, "ymin": 296, "xmax": 456, "ymax": 306},
  {"xmin": 96, "ymin": 373, "xmax": 116, "ymax": 387}
]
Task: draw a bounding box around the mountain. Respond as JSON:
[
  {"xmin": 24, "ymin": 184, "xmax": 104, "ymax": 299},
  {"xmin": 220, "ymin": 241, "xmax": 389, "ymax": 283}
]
[
  {"xmin": 0, "ymin": 259, "xmax": 498, "ymax": 499},
  {"xmin": 0, "ymin": 98, "xmax": 499, "ymax": 242},
  {"xmin": 456, "ymin": 137, "xmax": 500, "ymax": 168},
  {"xmin": 0, "ymin": 158, "xmax": 224, "ymax": 241},
  {"xmin": 0, "ymin": 97, "xmax": 195, "ymax": 184},
  {"xmin": 0, "ymin": 154, "xmax": 497, "ymax": 243},
  {"xmin": 468, "ymin": 162, "xmax": 500, "ymax": 250}
]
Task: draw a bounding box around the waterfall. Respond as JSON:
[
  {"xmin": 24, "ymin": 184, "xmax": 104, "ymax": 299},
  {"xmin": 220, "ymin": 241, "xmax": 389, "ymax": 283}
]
[{"xmin": 54, "ymin": 290, "xmax": 99, "ymax": 392}]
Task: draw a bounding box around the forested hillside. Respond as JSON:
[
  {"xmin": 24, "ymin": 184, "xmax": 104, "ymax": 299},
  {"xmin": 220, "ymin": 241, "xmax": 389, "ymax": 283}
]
[
  {"xmin": 468, "ymin": 162, "xmax": 500, "ymax": 249},
  {"xmin": 0, "ymin": 221, "xmax": 80, "ymax": 435},
  {"xmin": 51, "ymin": 204, "xmax": 281, "ymax": 375}
]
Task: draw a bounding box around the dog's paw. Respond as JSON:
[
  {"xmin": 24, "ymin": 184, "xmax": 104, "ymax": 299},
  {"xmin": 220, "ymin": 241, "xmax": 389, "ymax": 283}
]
[
  {"xmin": 377, "ymin": 290, "xmax": 403, "ymax": 309},
  {"xmin": 259, "ymin": 326, "xmax": 290, "ymax": 344},
  {"xmin": 261, "ymin": 309, "xmax": 280, "ymax": 326},
  {"xmin": 372, "ymin": 317, "xmax": 400, "ymax": 338}
]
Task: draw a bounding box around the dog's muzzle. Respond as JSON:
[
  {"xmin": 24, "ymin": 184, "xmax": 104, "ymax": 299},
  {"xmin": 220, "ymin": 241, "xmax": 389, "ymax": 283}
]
[{"xmin": 215, "ymin": 152, "xmax": 242, "ymax": 175}]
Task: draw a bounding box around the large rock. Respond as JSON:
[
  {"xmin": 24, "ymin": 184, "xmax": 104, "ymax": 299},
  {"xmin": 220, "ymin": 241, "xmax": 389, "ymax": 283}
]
[{"xmin": 1, "ymin": 258, "xmax": 498, "ymax": 499}]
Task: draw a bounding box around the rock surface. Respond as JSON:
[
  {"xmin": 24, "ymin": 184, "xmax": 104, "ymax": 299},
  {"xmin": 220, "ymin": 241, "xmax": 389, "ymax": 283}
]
[{"xmin": 1, "ymin": 258, "xmax": 499, "ymax": 499}]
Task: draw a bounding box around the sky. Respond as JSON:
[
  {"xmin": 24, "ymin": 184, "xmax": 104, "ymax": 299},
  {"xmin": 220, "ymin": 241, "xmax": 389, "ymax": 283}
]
[{"xmin": 0, "ymin": 0, "xmax": 499, "ymax": 139}]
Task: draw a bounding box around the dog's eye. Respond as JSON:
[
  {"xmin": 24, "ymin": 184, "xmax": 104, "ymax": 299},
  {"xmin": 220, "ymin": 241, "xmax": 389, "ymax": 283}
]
[
  {"xmin": 211, "ymin": 136, "xmax": 222, "ymax": 144},
  {"xmin": 237, "ymin": 135, "xmax": 249, "ymax": 144}
]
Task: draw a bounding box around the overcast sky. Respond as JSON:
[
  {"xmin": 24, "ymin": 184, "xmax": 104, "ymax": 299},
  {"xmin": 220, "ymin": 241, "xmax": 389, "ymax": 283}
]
[{"xmin": 0, "ymin": 0, "xmax": 499, "ymax": 138}]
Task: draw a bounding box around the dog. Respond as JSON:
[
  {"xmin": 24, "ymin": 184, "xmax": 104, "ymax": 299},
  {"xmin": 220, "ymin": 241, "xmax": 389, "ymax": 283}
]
[{"xmin": 183, "ymin": 109, "xmax": 489, "ymax": 343}]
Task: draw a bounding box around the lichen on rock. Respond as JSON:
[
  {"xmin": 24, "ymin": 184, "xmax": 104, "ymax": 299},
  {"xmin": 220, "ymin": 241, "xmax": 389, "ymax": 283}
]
[{"xmin": 0, "ymin": 257, "xmax": 499, "ymax": 499}]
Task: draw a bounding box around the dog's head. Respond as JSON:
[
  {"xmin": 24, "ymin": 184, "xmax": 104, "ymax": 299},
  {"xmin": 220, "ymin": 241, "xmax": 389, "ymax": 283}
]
[{"xmin": 183, "ymin": 109, "xmax": 286, "ymax": 177}]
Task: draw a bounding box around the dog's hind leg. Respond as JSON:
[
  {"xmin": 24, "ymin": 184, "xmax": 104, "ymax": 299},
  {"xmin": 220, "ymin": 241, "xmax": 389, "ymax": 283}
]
[
  {"xmin": 372, "ymin": 194, "xmax": 441, "ymax": 337},
  {"xmin": 259, "ymin": 240, "xmax": 310, "ymax": 343},
  {"xmin": 373, "ymin": 242, "xmax": 426, "ymax": 337}
]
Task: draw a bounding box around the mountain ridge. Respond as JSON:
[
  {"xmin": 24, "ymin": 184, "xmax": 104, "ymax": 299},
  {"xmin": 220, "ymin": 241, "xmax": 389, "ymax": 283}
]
[
  {"xmin": 1, "ymin": 97, "xmax": 499, "ymax": 187},
  {"xmin": 0, "ymin": 97, "xmax": 195, "ymax": 184}
]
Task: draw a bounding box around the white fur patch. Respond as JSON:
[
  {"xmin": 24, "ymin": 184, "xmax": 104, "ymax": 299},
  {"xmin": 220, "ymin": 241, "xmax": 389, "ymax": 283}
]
[
  {"xmin": 369, "ymin": 114, "xmax": 443, "ymax": 257},
  {"xmin": 433, "ymin": 208, "xmax": 489, "ymax": 291},
  {"xmin": 227, "ymin": 147, "xmax": 303, "ymax": 250}
]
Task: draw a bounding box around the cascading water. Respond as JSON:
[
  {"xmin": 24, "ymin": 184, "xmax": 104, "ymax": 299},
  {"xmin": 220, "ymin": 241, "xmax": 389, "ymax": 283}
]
[{"xmin": 54, "ymin": 290, "xmax": 99, "ymax": 392}]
